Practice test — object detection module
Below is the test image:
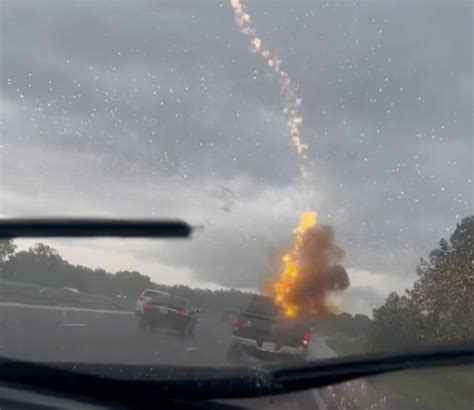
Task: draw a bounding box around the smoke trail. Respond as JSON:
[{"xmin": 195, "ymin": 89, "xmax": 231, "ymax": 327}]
[{"xmin": 229, "ymin": 0, "xmax": 309, "ymax": 182}]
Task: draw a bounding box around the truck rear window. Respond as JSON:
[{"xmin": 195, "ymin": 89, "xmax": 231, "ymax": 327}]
[{"xmin": 246, "ymin": 297, "xmax": 280, "ymax": 317}]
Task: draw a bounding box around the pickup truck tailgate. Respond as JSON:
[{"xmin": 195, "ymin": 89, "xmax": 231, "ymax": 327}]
[{"xmin": 234, "ymin": 313, "xmax": 306, "ymax": 348}]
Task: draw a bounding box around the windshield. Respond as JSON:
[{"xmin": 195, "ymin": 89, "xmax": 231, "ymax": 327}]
[{"xmin": 0, "ymin": 0, "xmax": 472, "ymax": 409}]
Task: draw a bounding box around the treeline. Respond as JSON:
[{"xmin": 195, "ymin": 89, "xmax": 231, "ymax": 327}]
[
  {"xmin": 2, "ymin": 215, "xmax": 471, "ymax": 345},
  {"xmin": 0, "ymin": 239, "xmax": 372, "ymax": 331},
  {"xmin": 0, "ymin": 242, "xmax": 255, "ymax": 312},
  {"xmin": 311, "ymin": 312, "xmax": 372, "ymax": 337},
  {"xmin": 368, "ymin": 216, "xmax": 474, "ymax": 350}
]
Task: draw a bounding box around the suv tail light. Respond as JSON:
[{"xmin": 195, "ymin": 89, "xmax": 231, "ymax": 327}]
[
  {"xmin": 143, "ymin": 302, "xmax": 153, "ymax": 311},
  {"xmin": 233, "ymin": 316, "xmax": 243, "ymax": 330},
  {"xmin": 177, "ymin": 310, "xmax": 189, "ymax": 317},
  {"xmin": 303, "ymin": 330, "xmax": 311, "ymax": 346}
]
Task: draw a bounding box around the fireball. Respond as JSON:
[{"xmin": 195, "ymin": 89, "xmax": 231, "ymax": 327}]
[
  {"xmin": 273, "ymin": 211, "xmax": 317, "ymax": 317},
  {"xmin": 271, "ymin": 211, "xmax": 350, "ymax": 318}
]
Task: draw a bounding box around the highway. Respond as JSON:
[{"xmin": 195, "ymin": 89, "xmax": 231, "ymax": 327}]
[
  {"xmin": 0, "ymin": 304, "xmax": 230, "ymax": 366},
  {"xmin": 0, "ymin": 303, "xmax": 338, "ymax": 366},
  {"xmin": 0, "ymin": 303, "xmax": 394, "ymax": 409}
]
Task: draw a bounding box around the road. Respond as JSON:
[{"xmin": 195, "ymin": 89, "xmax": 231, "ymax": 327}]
[
  {"xmin": 0, "ymin": 303, "xmax": 338, "ymax": 366},
  {"xmin": 0, "ymin": 304, "xmax": 230, "ymax": 366},
  {"xmin": 0, "ymin": 303, "xmax": 393, "ymax": 409}
]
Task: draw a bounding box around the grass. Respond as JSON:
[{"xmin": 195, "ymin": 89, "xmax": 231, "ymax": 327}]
[
  {"xmin": 0, "ymin": 279, "xmax": 133, "ymax": 311},
  {"xmin": 326, "ymin": 337, "xmax": 474, "ymax": 410},
  {"xmin": 370, "ymin": 366, "xmax": 474, "ymax": 410},
  {"xmin": 325, "ymin": 336, "xmax": 367, "ymax": 356}
]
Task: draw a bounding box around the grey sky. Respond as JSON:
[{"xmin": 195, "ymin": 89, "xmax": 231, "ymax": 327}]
[{"xmin": 1, "ymin": 0, "xmax": 472, "ymax": 314}]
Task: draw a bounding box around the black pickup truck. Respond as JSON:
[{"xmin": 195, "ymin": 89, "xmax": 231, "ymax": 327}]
[{"xmin": 227, "ymin": 297, "xmax": 311, "ymax": 364}]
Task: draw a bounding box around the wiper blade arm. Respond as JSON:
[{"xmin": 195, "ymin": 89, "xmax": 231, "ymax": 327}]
[
  {"xmin": 0, "ymin": 218, "xmax": 192, "ymax": 238},
  {"xmin": 0, "ymin": 345, "xmax": 472, "ymax": 405},
  {"xmin": 0, "ymin": 357, "xmax": 274, "ymax": 404}
]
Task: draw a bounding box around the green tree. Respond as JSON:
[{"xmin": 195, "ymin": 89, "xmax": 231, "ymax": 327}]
[
  {"xmin": 369, "ymin": 216, "xmax": 474, "ymax": 350},
  {"xmin": 0, "ymin": 241, "xmax": 258, "ymax": 313},
  {"xmin": 31, "ymin": 243, "xmax": 60, "ymax": 258},
  {"xmin": 0, "ymin": 239, "xmax": 16, "ymax": 261}
]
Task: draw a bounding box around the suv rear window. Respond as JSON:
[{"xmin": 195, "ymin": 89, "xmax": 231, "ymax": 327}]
[
  {"xmin": 151, "ymin": 294, "xmax": 190, "ymax": 310},
  {"xmin": 142, "ymin": 290, "xmax": 165, "ymax": 298}
]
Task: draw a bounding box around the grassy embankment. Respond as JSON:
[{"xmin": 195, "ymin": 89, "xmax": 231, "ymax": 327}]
[
  {"xmin": 0, "ymin": 279, "xmax": 132, "ymax": 311},
  {"xmin": 326, "ymin": 337, "xmax": 473, "ymax": 410}
]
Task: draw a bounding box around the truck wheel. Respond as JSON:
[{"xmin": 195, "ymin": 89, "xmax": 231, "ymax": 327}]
[
  {"xmin": 181, "ymin": 322, "xmax": 194, "ymax": 338},
  {"xmin": 227, "ymin": 344, "xmax": 244, "ymax": 365}
]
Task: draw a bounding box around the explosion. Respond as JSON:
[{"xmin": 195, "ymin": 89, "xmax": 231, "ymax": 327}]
[
  {"xmin": 229, "ymin": 1, "xmax": 351, "ymax": 316},
  {"xmin": 271, "ymin": 211, "xmax": 350, "ymax": 317}
]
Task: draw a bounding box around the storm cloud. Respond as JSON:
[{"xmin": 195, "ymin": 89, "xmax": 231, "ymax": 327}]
[{"xmin": 1, "ymin": 1, "xmax": 472, "ymax": 313}]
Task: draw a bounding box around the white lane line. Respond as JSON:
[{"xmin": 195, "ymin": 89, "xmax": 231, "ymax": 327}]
[
  {"xmin": 0, "ymin": 302, "xmax": 133, "ymax": 315},
  {"xmin": 308, "ymin": 334, "xmax": 337, "ymax": 410},
  {"xmin": 312, "ymin": 390, "xmax": 328, "ymax": 410},
  {"xmin": 61, "ymin": 323, "xmax": 87, "ymax": 327}
]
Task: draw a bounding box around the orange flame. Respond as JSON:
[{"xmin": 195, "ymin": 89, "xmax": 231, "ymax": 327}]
[{"xmin": 273, "ymin": 211, "xmax": 317, "ymax": 317}]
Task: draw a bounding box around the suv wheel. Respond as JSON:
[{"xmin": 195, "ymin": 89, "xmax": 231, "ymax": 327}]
[
  {"xmin": 138, "ymin": 318, "xmax": 148, "ymax": 332},
  {"xmin": 181, "ymin": 322, "xmax": 194, "ymax": 337}
]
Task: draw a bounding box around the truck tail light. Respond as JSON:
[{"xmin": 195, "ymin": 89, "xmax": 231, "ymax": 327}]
[
  {"xmin": 177, "ymin": 310, "xmax": 189, "ymax": 317},
  {"xmin": 303, "ymin": 330, "xmax": 311, "ymax": 345},
  {"xmin": 233, "ymin": 316, "xmax": 243, "ymax": 330}
]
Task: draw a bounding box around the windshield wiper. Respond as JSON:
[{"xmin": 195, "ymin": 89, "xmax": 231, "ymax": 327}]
[
  {"xmin": 0, "ymin": 345, "xmax": 473, "ymax": 407},
  {"xmin": 0, "ymin": 356, "xmax": 271, "ymax": 408},
  {"xmin": 0, "ymin": 218, "xmax": 192, "ymax": 238}
]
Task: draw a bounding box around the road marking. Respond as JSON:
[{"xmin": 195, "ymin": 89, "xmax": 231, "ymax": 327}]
[
  {"xmin": 308, "ymin": 334, "xmax": 337, "ymax": 410},
  {"xmin": 0, "ymin": 302, "xmax": 133, "ymax": 315},
  {"xmin": 0, "ymin": 303, "xmax": 217, "ymax": 323},
  {"xmin": 185, "ymin": 346, "xmax": 197, "ymax": 352},
  {"xmin": 312, "ymin": 390, "xmax": 328, "ymax": 410},
  {"xmin": 61, "ymin": 323, "xmax": 87, "ymax": 327}
]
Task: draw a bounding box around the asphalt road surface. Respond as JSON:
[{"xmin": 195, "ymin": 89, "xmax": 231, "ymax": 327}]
[
  {"xmin": 0, "ymin": 303, "xmax": 394, "ymax": 409},
  {"xmin": 0, "ymin": 303, "xmax": 338, "ymax": 366},
  {"xmin": 0, "ymin": 304, "xmax": 229, "ymax": 366}
]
